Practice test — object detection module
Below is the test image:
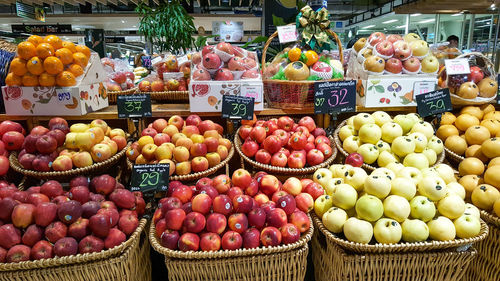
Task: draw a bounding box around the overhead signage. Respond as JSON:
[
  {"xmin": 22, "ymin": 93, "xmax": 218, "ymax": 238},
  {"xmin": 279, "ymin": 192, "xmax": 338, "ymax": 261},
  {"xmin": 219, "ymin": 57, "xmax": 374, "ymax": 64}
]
[
  {"xmin": 16, "ymin": 2, "xmax": 45, "ymax": 22},
  {"xmin": 12, "ymin": 24, "xmax": 72, "ymax": 34}
]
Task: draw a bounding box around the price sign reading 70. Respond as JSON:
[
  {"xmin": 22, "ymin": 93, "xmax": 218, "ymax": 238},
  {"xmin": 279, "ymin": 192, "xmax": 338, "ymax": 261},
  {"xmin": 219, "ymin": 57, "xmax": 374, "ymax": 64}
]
[{"xmin": 314, "ymin": 81, "xmax": 356, "ymax": 114}]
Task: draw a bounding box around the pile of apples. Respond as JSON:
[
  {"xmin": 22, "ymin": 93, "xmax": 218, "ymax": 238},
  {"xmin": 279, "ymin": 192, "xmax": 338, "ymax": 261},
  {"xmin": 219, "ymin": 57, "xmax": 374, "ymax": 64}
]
[
  {"xmin": 0, "ymin": 175, "xmax": 145, "ymax": 263},
  {"xmin": 18, "ymin": 118, "xmax": 128, "ymax": 172},
  {"xmin": 339, "ymin": 112, "xmax": 443, "ymax": 170},
  {"xmin": 154, "ymin": 169, "xmax": 314, "ymax": 251},
  {"xmin": 239, "ymin": 116, "xmax": 332, "ymax": 168},
  {"xmin": 354, "ymin": 32, "xmax": 439, "ymax": 75},
  {"xmin": 313, "ymin": 164, "xmax": 482, "ymax": 244},
  {"xmin": 126, "ymin": 115, "xmax": 231, "ymax": 175},
  {"xmin": 191, "ymin": 42, "xmax": 260, "ymax": 81},
  {"xmin": 0, "ymin": 120, "xmax": 27, "ymax": 176},
  {"xmin": 138, "ymin": 77, "xmax": 187, "ymax": 93}
]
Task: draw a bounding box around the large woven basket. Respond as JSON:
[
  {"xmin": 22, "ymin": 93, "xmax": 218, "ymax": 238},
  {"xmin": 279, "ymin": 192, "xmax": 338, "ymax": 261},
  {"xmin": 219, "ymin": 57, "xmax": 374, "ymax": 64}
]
[
  {"xmin": 334, "ymin": 120, "xmax": 445, "ymax": 171},
  {"xmin": 262, "ymin": 24, "xmax": 344, "ymax": 110},
  {"xmin": 9, "ymin": 142, "xmax": 130, "ymax": 180},
  {"xmin": 149, "ymin": 215, "xmax": 313, "ymax": 281},
  {"xmin": 0, "ymin": 219, "xmax": 151, "ymax": 281},
  {"xmin": 107, "ymin": 88, "xmax": 138, "ymax": 104},
  {"xmin": 137, "ymin": 91, "xmax": 189, "ymax": 102}
]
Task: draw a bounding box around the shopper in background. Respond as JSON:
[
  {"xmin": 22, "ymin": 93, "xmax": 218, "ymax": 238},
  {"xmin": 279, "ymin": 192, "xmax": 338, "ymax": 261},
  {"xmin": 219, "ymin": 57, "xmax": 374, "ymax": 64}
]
[{"xmin": 447, "ymin": 35, "xmax": 459, "ymax": 49}]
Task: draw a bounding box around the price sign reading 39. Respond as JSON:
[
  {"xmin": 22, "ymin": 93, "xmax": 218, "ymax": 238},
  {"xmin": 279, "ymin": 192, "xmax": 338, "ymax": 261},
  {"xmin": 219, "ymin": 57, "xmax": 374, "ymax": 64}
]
[
  {"xmin": 314, "ymin": 80, "xmax": 356, "ymax": 114},
  {"xmin": 221, "ymin": 95, "xmax": 254, "ymax": 120}
]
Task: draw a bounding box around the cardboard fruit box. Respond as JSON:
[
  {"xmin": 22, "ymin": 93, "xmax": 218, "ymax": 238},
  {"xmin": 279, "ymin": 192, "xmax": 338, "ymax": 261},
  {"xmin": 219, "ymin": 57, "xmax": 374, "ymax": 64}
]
[{"xmin": 2, "ymin": 53, "xmax": 108, "ymax": 116}]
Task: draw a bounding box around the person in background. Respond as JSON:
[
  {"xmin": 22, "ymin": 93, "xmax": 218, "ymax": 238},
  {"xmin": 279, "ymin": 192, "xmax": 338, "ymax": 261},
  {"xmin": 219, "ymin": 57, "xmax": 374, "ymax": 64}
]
[{"xmin": 447, "ymin": 35, "xmax": 459, "ymax": 49}]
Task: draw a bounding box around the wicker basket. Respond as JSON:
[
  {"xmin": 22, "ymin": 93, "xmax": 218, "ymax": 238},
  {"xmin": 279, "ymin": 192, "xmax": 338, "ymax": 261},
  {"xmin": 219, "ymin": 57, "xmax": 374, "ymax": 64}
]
[
  {"xmin": 9, "ymin": 142, "xmax": 130, "ymax": 180},
  {"xmin": 149, "ymin": 215, "xmax": 313, "ymax": 281},
  {"xmin": 261, "ymin": 24, "xmax": 344, "ymax": 110},
  {"xmin": 107, "ymin": 88, "xmax": 138, "ymax": 104},
  {"xmin": 444, "ymin": 146, "xmax": 464, "ymax": 164},
  {"xmin": 137, "ymin": 91, "xmax": 189, "ymax": 102},
  {"xmin": 334, "ymin": 120, "xmax": 445, "ymax": 171},
  {"xmin": 0, "ymin": 219, "xmax": 151, "ymax": 281}
]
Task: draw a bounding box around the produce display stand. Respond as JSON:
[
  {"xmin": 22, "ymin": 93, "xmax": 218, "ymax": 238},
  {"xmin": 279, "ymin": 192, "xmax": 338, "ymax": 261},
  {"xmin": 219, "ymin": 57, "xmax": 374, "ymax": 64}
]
[{"xmin": 107, "ymin": 88, "xmax": 139, "ymax": 104}]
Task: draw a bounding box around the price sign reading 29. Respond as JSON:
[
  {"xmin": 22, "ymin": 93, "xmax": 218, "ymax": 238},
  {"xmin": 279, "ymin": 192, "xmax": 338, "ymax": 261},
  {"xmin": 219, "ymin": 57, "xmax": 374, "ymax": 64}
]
[
  {"xmin": 314, "ymin": 80, "xmax": 356, "ymax": 114},
  {"xmin": 130, "ymin": 164, "xmax": 170, "ymax": 193}
]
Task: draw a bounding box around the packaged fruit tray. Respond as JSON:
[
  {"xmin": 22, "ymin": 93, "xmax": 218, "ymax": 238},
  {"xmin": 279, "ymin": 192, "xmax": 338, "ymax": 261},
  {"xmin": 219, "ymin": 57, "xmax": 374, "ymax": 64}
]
[
  {"xmin": 9, "ymin": 142, "xmax": 129, "ymax": 180},
  {"xmin": 312, "ymin": 213, "xmax": 488, "ymax": 254}
]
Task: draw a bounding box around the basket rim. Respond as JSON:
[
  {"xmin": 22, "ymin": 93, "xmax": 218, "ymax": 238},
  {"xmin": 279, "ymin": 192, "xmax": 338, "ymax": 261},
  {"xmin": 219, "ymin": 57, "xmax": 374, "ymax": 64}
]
[
  {"xmin": 136, "ymin": 90, "xmax": 189, "ymax": 95},
  {"xmin": 107, "ymin": 87, "xmax": 138, "ymax": 95},
  {"xmin": 149, "ymin": 214, "xmax": 313, "ymax": 259},
  {"xmin": 334, "ymin": 119, "xmax": 446, "ymax": 171},
  {"xmin": 262, "ymin": 78, "xmax": 344, "ymax": 85},
  {"xmin": 311, "ymin": 212, "xmax": 488, "ymax": 254},
  {"xmin": 9, "ymin": 142, "xmax": 130, "ymax": 179},
  {"xmin": 0, "ymin": 218, "xmax": 147, "ymax": 271},
  {"xmin": 127, "ymin": 145, "xmax": 234, "ymax": 182},
  {"xmin": 235, "ymin": 128, "xmax": 337, "ymax": 174},
  {"xmin": 444, "ymin": 146, "xmax": 464, "ymax": 163},
  {"xmin": 480, "ymin": 210, "xmax": 500, "ymax": 228}
]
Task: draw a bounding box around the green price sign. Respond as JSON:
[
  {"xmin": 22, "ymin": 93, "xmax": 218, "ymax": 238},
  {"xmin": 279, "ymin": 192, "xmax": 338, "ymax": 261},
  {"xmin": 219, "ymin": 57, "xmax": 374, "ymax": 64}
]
[
  {"xmin": 130, "ymin": 164, "xmax": 170, "ymax": 193},
  {"xmin": 117, "ymin": 94, "xmax": 152, "ymax": 118},
  {"xmin": 221, "ymin": 95, "xmax": 254, "ymax": 120}
]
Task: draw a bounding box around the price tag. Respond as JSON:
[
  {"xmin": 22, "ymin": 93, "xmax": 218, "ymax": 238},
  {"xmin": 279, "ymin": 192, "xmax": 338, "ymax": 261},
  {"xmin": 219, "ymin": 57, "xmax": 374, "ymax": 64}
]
[
  {"xmin": 151, "ymin": 56, "xmax": 163, "ymax": 67},
  {"xmin": 416, "ymin": 88, "xmax": 452, "ymax": 118},
  {"xmin": 130, "ymin": 164, "xmax": 170, "ymax": 193},
  {"xmin": 117, "ymin": 94, "xmax": 152, "ymax": 118},
  {"xmin": 55, "ymin": 88, "xmax": 73, "ymax": 105},
  {"xmin": 314, "ymin": 80, "xmax": 356, "ymax": 114},
  {"xmin": 413, "ymin": 81, "xmax": 436, "ymax": 96},
  {"xmin": 277, "ymin": 25, "xmax": 298, "ymax": 44},
  {"xmin": 444, "ymin": 59, "xmax": 470, "ymax": 75},
  {"xmin": 221, "ymin": 95, "xmax": 254, "ymax": 120},
  {"xmin": 177, "ymin": 55, "xmax": 188, "ymax": 66}
]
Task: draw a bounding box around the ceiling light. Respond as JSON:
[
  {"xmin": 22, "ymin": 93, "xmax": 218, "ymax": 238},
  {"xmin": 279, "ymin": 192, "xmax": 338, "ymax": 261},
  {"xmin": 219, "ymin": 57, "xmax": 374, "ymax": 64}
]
[
  {"xmin": 396, "ymin": 25, "xmax": 406, "ymax": 29},
  {"xmin": 451, "ymin": 13, "xmax": 462, "ymax": 16},
  {"xmin": 411, "ymin": 13, "xmax": 421, "ymax": 17},
  {"xmin": 383, "ymin": 19, "xmax": 398, "ymax": 24},
  {"xmin": 133, "ymin": 25, "xmax": 136, "ymax": 28},
  {"xmin": 121, "ymin": 20, "xmax": 125, "ymax": 23},
  {"xmin": 363, "ymin": 25, "xmax": 375, "ymax": 28},
  {"xmin": 2, "ymin": 24, "xmax": 7, "ymax": 26},
  {"xmin": 418, "ymin": 19, "xmax": 435, "ymax": 23}
]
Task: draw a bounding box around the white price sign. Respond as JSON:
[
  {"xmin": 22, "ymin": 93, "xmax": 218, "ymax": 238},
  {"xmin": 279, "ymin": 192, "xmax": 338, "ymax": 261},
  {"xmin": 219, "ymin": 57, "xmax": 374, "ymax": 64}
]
[
  {"xmin": 413, "ymin": 81, "xmax": 436, "ymax": 96},
  {"xmin": 277, "ymin": 25, "xmax": 298, "ymax": 44},
  {"xmin": 444, "ymin": 59, "xmax": 470, "ymax": 75},
  {"xmin": 177, "ymin": 55, "xmax": 188, "ymax": 66}
]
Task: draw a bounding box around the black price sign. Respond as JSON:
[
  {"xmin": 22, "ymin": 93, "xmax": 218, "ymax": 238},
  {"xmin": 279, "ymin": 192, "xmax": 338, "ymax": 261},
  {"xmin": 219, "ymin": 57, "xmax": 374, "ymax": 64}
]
[
  {"xmin": 416, "ymin": 88, "xmax": 452, "ymax": 118},
  {"xmin": 314, "ymin": 80, "xmax": 356, "ymax": 114},
  {"xmin": 117, "ymin": 94, "xmax": 152, "ymax": 118},
  {"xmin": 130, "ymin": 164, "xmax": 170, "ymax": 193},
  {"xmin": 221, "ymin": 95, "xmax": 255, "ymax": 120}
]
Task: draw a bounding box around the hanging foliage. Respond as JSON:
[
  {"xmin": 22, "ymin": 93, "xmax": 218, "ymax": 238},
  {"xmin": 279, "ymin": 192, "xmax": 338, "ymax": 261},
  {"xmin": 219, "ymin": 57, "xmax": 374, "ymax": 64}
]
[{"xmin": 136, "ymin": 1, "xmax": 196, "ymax": 54}]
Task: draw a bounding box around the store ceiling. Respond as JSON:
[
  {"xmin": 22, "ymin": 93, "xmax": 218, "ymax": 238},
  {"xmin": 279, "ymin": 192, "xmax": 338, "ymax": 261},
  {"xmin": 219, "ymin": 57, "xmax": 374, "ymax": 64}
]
[{"xmin": 394, "ymin": 0, "xmax": 500, "ymax": 14}]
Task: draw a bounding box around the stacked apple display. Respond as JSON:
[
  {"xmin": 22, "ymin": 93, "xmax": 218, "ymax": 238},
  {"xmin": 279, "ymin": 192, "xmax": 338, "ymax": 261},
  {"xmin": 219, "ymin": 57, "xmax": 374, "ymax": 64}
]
[
  {"xmin": 154, "ymin": 169, "xmax": 315, "ymax": 251},
  {"xmin": 0, "ymin": 175, "xmax": 144, "ymax": 263},
  {"xmin": 353, "ymin": 32, "xmax": 439, "ymax": 75},
  {"xmin": 126, "ymin": 115, "xmax": 231, "ymax": 175},
  {"xmin": 313, "ymin": 164, "xmax": 481, "ymax": 244},
  {"xmin": 138, "ymin": 54, "xmax": 190, "ymax": 92},
  {"xmin": 0, "ymin": 120, "xmax": 27, "ymax": 176},
  {"xmin": 18, "ymin": 118, "xmax": 128, "ymax": 172},
  {"xmin": 338, "ymin": 112, "xmax": 443, "ymax": 170}
]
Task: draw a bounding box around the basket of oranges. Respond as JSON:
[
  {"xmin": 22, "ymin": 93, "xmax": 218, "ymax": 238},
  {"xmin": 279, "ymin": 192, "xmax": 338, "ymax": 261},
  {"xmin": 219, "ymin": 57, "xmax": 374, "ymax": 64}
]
[{"xmin": 5, "ymin": 35, "xmax": 91, "ymax": 88}]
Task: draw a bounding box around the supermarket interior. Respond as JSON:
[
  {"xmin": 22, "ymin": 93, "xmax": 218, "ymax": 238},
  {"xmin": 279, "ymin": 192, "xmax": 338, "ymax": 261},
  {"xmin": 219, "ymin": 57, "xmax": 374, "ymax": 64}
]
[{"xmin": 0, "ymin": 0, "xmax": 500, "ymax": 281}]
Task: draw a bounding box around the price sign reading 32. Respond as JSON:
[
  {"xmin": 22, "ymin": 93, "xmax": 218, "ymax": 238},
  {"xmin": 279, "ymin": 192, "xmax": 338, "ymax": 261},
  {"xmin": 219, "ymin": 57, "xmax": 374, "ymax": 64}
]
[{"xmin": 314, "ymin": 80, "xmax": 356, "ymax": 114}]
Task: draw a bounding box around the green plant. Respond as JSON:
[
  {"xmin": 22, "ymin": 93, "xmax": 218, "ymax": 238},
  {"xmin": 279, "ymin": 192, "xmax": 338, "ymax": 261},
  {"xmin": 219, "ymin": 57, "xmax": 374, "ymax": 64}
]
[
  {"xmin": 136, "ymin": 1, "xmax": 196, "ymax": 54},
  {"xmin": 194, "ymin": 35, "xmax": 217, "ymax": 51}
]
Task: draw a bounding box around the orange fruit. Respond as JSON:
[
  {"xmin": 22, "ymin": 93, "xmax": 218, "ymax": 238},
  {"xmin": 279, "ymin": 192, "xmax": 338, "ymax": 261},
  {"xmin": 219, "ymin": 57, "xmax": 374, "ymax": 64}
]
[
  {"xmin": 44, "ymin": 35, "xmax": 63, "ymax": 50},
  {"xmin": 43, "ymin": 56, "xmax": 64, "ymax": 75},
  {"xmin": 5, "ymin": 73, "xmax": 22, "ymax": 86},
  {"xmin": 72, "ymin": 52, "xmax": 89, "ymax": 68},
  {"xmin": 26, "ymin": 57, "xmax": 44, "ymax": 75},
  {"xmin": 62, "ymin": 41, "xmax": 77, "ymax": 53},
  {"xmin": 288, "ymin": 47, "xmax": 302, "ymax": 62},
  {"xmin": 68, "ymin": 63, "xmax": 84, "ymax": 77},
  {"xmin": 55, "ymin": 48, "xmax": 73, "ymax": 65},
  {"xmin": 36, "ymin": 43, "xmax": 55, "ymax": 59},
  {"xmin": 27, "ymin": 35, "xmax": 44, "ymax": 47},
  {"xmin": 9, "ymin": 58, "xmax": 27, "ymax": 76},
  {"xmin": 75, "ymin": 45, "xmax": 91, "ymax": 58},
  {"xmin": 56, "ymin": 71, "xmax": 76, "ymax": 87},
  {"xmin": 39, "ymin": 72, "xmax": 56, "ymax": 87},
  {"xmin": 17, "ymin": 41, "xmax": 36, "ymax": 60},
  {"xmin": 303, "ymin": 50, "xmax": 319, "ymax": 66},
  {"xmin": 22, "ymin": 73, "xmax": 39, "ymax": 86}
]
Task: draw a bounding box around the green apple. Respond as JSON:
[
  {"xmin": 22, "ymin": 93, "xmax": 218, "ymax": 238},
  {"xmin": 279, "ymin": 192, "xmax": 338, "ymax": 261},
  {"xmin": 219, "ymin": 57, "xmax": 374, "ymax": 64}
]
[
  {"xmin": 408, "ymin": 132, "xmax": 428, "ymax": 153},
  {"xmin": 314, "ymin": 195, "xmax": 333, "ymax": 218},
  {"xmin": 391, "ymin": 136, "xmax": 416, "ymax": 158},
  {"xmin": 391, "ymin": 177, "xmax": 416, "ymax": 200},
  {"xmin": 410, "ymin": 121, "xmax": 434, "ymax": 141},
  {"xmin": 364, "ymin": 174, "xmax": 391, "ymax": 199},
  {"xmin": 421, "ymin": 167, "xmax": 440, "ymax": 178},
  {"xmin": 464, "ymin": 203, "xmax": 480, "ymax": 219},
  {"xmin": 353, "ymin": 113, "xmax": 375, "ymax": 131},
  {"xmin": 383, "ymin": 195, "xmax": 411, "ymax": 222},
  {"xmin": 447, "ymin": 182, "xmax": 466, "ymax": 199},
  {"xmin": 373, "ymin": 218, "xmax": 402, "ymax": 244},
  {"xmin": 372, "ymin": 111, "xmax": 392, "ymax": 127},
  {"xmin": 402, "ymin": 219, "xmax": 429, "ymax": 242},
  {"xmin": 343, "ymin": 136, "xmax": 361, "ymax": 154},
  {"xmin": 434, "ymin": 164, "xmax": 456, "ymax": 184},
  {"xmin": 427, "ymin": 136, "xmax": 444, "ymax": 155},
  {"xmin": 417, "ymin": 176, "xmax": 447, "ymax": 201},
  {"xmin": 324, "ymin": 178, "xmax": 344, "ymax": 196},
  {"xmin": 393, "ymin": 114, "xmax": 414, "ymax": 135},
  {"xmin": 403, "ymin": 153, "xmax": 429, "ymax": 170},
  {"xmin": 381, "ymin": 122, "xmax": 403, "ymax": 143},
  {"xmin": 344, "ymin": 167, "xmax": 367, "ymax": 191},
  {"xmin": 406, "ymin": 113, "xmax": 422, "ymax": 124},
  {"xmin": 331, "ymin": 183, "xmax": 358, "ymax": 210},
  {"xmin": 346, "ymin": 116, "xmax": 354, "ymax": 126},
  {"xmin": 454, "ymin": 214, "xmax": 481, "ymax": 238},
  {"xmin": 386, "ymin": 162, "xmax": 405, "ymax": 174},
  {"xmin": 410, "ymin": 195, "xmax": 436, "ymax": 222},
  {"xmin": 359, "ymin": 124, "xmax": 381, "ymax": 145},
  {"xmin": 371, "ymin": 167, "xmax": 396, "ymax": 180},
  {"xmin": 339, "ymin": 125, "xmax": 356, "ymax": 142},
  {"xmin": 313, "ymin": 168, "xmax": 333, "ymax": 188},
  {"xmin": 375, "ymin": 140, "xmax": 391, "ymax": 154},
  {"xmin": 377, "ymin": 151, "xmax": 399, "ymax": 167},
  {"xmin": 322, "ymin": 207, "xmax": 348, "ymax": 233},
  {"xmin": 331, "ymin": 164, "xmax": 353, "ymax": 179},
  {"xmin": 355, "ymin": 195, "xmax": 384, "ymax": 222},
  {"xmin": 422, "ymin": 148, "xmax": 437, "ymax": 165},
  {"xmin": 428, "ymin": 216, "xmax": 456, "ymax": 241},
  {"xmin": 343, "ymin": 217, "xmax": 373, "ymax": 244},
  {"xmin": 357, "ymin": 144, "xmax": 379, "ymax": 164},
  {"xmin": 396, "ymin": 167, "xmax": 422, "ymax": 185},
  {"xmin": 437, "ymin": 194, "xmax": 465, "ymax": 219}
]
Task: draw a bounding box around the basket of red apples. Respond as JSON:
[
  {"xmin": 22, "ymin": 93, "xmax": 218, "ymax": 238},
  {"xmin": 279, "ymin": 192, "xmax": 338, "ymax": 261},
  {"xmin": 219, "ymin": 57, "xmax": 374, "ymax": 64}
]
[
  {"xmin": 0, "ymin": 174, "xmax": 150, "ymax": 281},
  {"xmin": 150, "ymin": 169, "xmax": 313, "ymax": 281},
  {"xmin": 235, "ymin": 116, "xmax": 336, "ymax": 174},
  {"xmin": 126, "ymin": 115, "xmax": 234, "ymax": 182},
  {"xmin": 0, "ymin": 120, "xmax": 28, "ymax": 178},
  {"xmin": 9, "ymin": 118, "xmax": 130, "ymax": 180}
]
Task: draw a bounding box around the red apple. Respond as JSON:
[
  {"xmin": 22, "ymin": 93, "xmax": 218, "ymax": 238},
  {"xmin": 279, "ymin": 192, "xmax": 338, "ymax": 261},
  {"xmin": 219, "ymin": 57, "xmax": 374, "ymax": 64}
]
[
  {"xmin": 171, "ymin": 185, "xmax": 193, "ymax": 204},
  {"xmin": 298, "ymin": 116, "xmax": 316, "ymax": 133},
  {"xmin": 316, "ymin": 143, "xmax": 333, "ymax": 159},
  {"xmin": 248, "ymin": 207, "xmax": 266, "ymax": 229},
  {"xmin": 90, "ymin": 175, "xmax": 116, "ymax": 196},
  {"xmin": 277, "ymin": 116, "xmax": 294, "ymax": 132},
  {"xmin": 79, "ymin": 235, "xmax": 104, "ymax": 254},
  {"xmin": 186, "ymin": 115, "xmax": 202, "ymax": 127},
  {"xmin": 295, "ymin": 193, "xmax": 314, "ymax": 213},
  {"xmin": 221, "ymin": 231, "xmax": 242, "ymax": 250},
  {"xmin": 232, "ymin": 169, "xmax": 252, "ymax": 188},
  {"xmin": 241, "ymin": 139, "xmax": 259, "ymax": 157},
  {"xmin": 164, "ymin": 209, "xmax": 186, "ymax": 231},
  {"xmin": 12, "ymin": 203, "xmax": 35, "ymax": 228},
  {"xmin": 345, "ymin": 152, "xmax": 364, "ymax": 167},
  {"xmin": 281, "ymin": 223, "xmax": 300, "ymax": 244},
  {"xmin": 178, "ymin": 233, "xmax": 200, "ymax": 252},
  {"xmin": 89, "ymin": 213, "xmax": 111, "ymax": 238},
  {"xmin": 2, "ymin": 131, "xmax": 24, "ymax": 151},
  {"xmin": 6, "ymin": 245, "xmax": 30, "ymax": 262},
  {"xmin": 259, "ymin": 175, "xmax": 280, "ymax": 196},
  {"xmin": 159, "ymin": 230, "xmax": 179, "ymax": 250},
  {"xmin": 212, "ymin": 195, "xmax": 233, "ymax": 216},
  {"xmin": 31, "ymin": 240, "xmax": 53, "ymax": 260},
  {"xmin": 276, "ymin": 194, "xmax": 296, "ymax": 215},
  {"xmin": 289, "ymin": 210, "xmax": 310, "ymax": 233},
  {"xmin": 183, "ymin": 212, "xmax": 206, "ymax": 233},
  {"xmin": 206, "ymin": 213, "xmax": 227, "ymax": 235},
  {"xmin": 288, "ymin": 152, "xmax": 305, "ymax": 168},
  {"xmin": 243, "ymin": 228, "xmax": 260, "ymax": 249},
  {"xmin": 306, "ymin": 149, "xmax": 325, "ymax": 166},
  {"xmin": 228, "ymin": 213, "xmax": 248, "ymax": 234},
  {"xmin": 304, "ymin": 182, "xmax": 325, "ymax": 200},
  {"xmin": 385, "ymin": 58, "xmax": 403, "ymax": 74},
  {"xmin": 271, "ymin": 152, "xmax": 288, "ymax": 167},
  {"xmin": 227, "ymin": 187, "xmax": 243, "ymax": 201},
  {"xmin": 260, "ymin": 226, "xmax": 282, "ymax": 246},
  {"xmin": 192, "ymin": 193, "xmax": 212, "ymax": 215},
  {"xmin": 233, "ymin": 194, "xmax": 253, "ymax": 214},
  {"xmin": 45, "ymin": 221, "xmax": 67, "ymax": 243},
  {"xmin": 213, "ymin": 175, "xmax": 231, "ymax": 194},
  {"xmin": 57, "ymin": 200, "xmax": 82, "ymax": 225},
  {"xmin": 263, "ymin": 120, "xmax": 278, "ymax": 135},
  {"xmin": 250, "ymin": 126, "xmax": 266, "ymax": 143},
  {"xmin": 68, "ymin": 218, "xmax": 90, "ymax": 240},
  {"xmin": 266, "ymin": 208, "xmax": 288, "ymax": 228}
]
